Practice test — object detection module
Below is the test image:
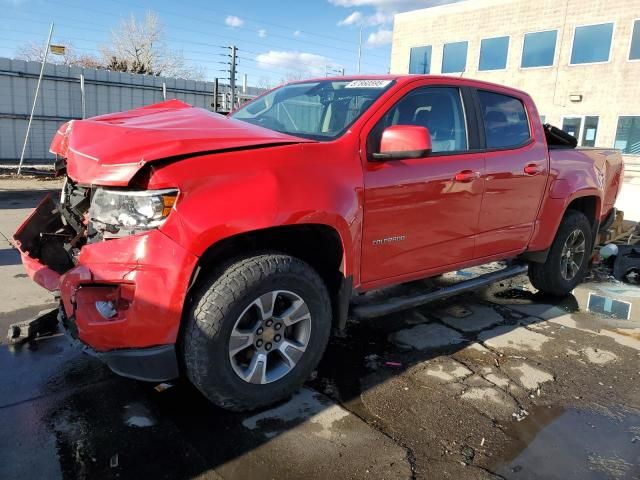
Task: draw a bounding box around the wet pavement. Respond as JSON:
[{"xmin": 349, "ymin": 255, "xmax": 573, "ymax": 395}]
[{"xmin": 1, "ymin": 177, "xmax": 639, "ymax": 480}]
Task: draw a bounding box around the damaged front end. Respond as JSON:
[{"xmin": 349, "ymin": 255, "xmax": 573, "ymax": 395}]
[
  {"xmin": 13, "ymin": 174, "xmax": 194, "ymax": 381},
  {"xmin": 13, "ymin": 177, "xmax": 92, "ymax": 291}
]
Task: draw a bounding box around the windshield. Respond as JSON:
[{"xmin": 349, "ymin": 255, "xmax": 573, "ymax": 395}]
[{"xmin": 231, "ymin": 79, "xmax": 394, "ymax": 141}]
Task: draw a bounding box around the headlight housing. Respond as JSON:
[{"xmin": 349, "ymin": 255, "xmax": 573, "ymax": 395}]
[{"xmin": 89, "ymin": 188, "xmax": 178, "ymax": 238}]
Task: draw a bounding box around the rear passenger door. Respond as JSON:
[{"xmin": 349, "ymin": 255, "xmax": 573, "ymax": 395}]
[{"xmin": 473, "ymin": 89, "xmax": 549, "ymax": 257}]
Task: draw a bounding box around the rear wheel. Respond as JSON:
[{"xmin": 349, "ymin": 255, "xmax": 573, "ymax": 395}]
[
  {"xmin": 528, "ymin": 210, "xmax": 592, "ymax": 296},
  {"xmin": 183, "ymin": 254, "xmax": 332, "ymax": 411}
]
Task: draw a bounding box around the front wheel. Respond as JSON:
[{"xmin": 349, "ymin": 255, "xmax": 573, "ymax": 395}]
[
  {"xmin": 528, "ymin": 210, "xmax": 593, "ymax": 296},
  {"xmin": 183, "ymin": 254, "xmax": 332, "ymax": 411}
]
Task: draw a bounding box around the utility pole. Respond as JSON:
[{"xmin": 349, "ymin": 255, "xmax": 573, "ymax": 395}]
[
  {"xmin": 18, "ymin": 22, "xmax": 54, "ymax": 175},
  {"xmin": 213, "ymin": 77, "xmax": 219, "ymax": 113},
  {"xmin": 229, "ymin": 45, "xmax": 238, "ymax": 111}
]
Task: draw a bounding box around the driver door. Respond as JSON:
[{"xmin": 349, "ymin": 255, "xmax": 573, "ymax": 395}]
[{"xmin": 360, "ymin": 85, "xmax": 485, "ymax": 286}]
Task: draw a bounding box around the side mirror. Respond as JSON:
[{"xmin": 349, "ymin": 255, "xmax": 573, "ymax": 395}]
[{"xmin": 371, "ymin": 125, "xmax": 432, "ymax": 161}]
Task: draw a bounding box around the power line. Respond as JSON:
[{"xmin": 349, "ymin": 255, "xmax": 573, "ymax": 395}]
[
  {"xmin": 1, "ymin": 17, "xmax": 389, "ymax": 72},
  {"xmin": 101, "ymin": 0, "xmax": 391, "ymax": 60},
  {"xmin": 0, "ymin": 35, "xmax": 302, "ymax": 79},
  {"xmin": 31, "ymin": 0, "xmax": 391, "ymax": 63}
]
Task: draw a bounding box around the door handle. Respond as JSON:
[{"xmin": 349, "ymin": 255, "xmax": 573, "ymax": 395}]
[
  {"xmin": 454, "ymin": 170, "xmax": 480, "ymax": 182},
  {"xmin": 524, "ymin": 163, "xmax": 543, "ymax": 175}
]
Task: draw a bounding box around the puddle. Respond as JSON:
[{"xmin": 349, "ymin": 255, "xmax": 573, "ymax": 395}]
[
  {"xmin": 123, "ymin": 402, "xmax": 156, "ymax": 428},
  {"xmin": 493, "ymin": 405, "xmax": 640, "ymax": 479}
]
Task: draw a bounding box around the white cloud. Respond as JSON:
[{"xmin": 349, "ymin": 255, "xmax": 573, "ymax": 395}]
[
  {"xmin": 338, "ymin": 11, "xmax": 363, "ymax": 26},
  {"xmin": 331, "ymin": 0, "xmax": 459, "ymax": 28},
  {"xmin": 366, "ymin": 29, "xmax": 393, "ymax": 46},
  {"xmin": 338, "ymin": 10, "xmax": 392, "ymax": 26},
  {"xmin": 329, "ymin": 0, "xmax": 455, "ymax": 8},
  {"xmin": 256, "ymin": 50, "xmax": 331, "ymax": 76},
  {"xmin": 258, "ymin": 29, "xmax": 267, "ymax": 38},
  {"xmin": 293, "ymin": 30, "xmax": 302, "ymax": 37},
  {"xmin": 224, "ymin": 15, "xmax": 244, "ymax": 28}
]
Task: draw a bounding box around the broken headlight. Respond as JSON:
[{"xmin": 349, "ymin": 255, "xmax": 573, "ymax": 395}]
[{"xmin": 89, "ymin": 188, "xmax": 178, "ymax": 237}]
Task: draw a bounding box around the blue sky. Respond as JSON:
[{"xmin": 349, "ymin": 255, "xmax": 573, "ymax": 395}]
[{"xmin": 0, "ymin": 0, "xmax": 456, "ymax": 85}]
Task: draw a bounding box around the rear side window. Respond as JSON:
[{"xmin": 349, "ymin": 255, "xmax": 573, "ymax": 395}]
[{"xmin": 478, "ymin": 91, "xmax": 530, "ymax": 149}]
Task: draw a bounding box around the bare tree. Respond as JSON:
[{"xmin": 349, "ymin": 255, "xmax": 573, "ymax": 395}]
[
  {"xmin": 15, "ymin": 41, "xmax": 101, "ymax": 68},
  {"xmin": 280, "ymin": 71, "xmax": 306, "ymax": 83},
  {"xmin": 101, "ymin": 11, "xmax": 203, "ymax": 79},
  {"xmin": 256, "ymin": 76, "xmax": 274, "ymax": 91}
]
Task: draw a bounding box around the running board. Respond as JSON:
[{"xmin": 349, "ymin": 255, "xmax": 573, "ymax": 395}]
[{"xmin": 351, "ymin": 264, "xmax": 529, "ymax": 319}]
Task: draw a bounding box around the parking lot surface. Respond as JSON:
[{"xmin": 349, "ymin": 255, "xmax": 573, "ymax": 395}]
[{"xmin": 1, "ymin": 176, "xmax": 639, "ymax": 480}]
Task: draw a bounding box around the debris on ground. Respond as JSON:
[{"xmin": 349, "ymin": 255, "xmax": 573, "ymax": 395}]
[
  {"xmin": 612, "ymin": 245, "xmax": 640, "ymax": 283},
  {"xmin": 384, "ymin": 361, "xmax": 402, "ymax": 367},
  {"xmin": 153, "ymin": 382, "xmax": 174, "ymax": 393},
  {"xmin": 599, "ymin": 243, "xmax": 619, "ymax": 260},
  {"xmin": 364, "ymin": 354, "xmax": 381, "ymax": 370},
  {"xmin": 512, "ymin": 409, "xmax": 529, "ymax": 422},
  {"xmin": 7, "ymin": 308, "xmax": 59, "ymax": 345}
]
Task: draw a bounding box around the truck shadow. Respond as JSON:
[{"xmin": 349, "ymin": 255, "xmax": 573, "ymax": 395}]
[{"xmin": 24, "ymin": 278, "xmax": 604, "ymax": 480}]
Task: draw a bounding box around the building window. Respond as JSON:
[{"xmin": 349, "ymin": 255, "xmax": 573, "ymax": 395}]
[
  {"xmin": 630, "ymin": 20, "xmax": 640, "ymax": 60},
  {"xmin": 614, "ymin": 116, "xmax": 640, "ymax": 155},
  {"xmin": 442, "ymin": 41, "xmax": 468, "ymax": 73},
  {"xmin": 521, "ymin": 30, "xmax": 557, "ymax": 68},
  {"xmin": 479, "ymin": 36, "xmax": 509, "ymax": 71},
  {"xmin": 570, "ymin": 23, "xmax": 614, "ymax": 64},
  {"xmin": 409, "ymin": 46, "xmax": 432, "ymax": 74},
  {"xmin": 477, "ymin": 90, "xmax": 530, "ymax": 149},
  {"xmin": 561, "ymin": 116, "xmax": 599, "ymax": 147}
]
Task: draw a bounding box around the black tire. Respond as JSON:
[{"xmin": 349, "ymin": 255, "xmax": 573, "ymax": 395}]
[
  {"xmin": 183, "ymin": 254, "xmax": 332, "ymax": 411},
  {"xmin": 528, "ymin": 210, "xmax": 593, "ymax": 296}
]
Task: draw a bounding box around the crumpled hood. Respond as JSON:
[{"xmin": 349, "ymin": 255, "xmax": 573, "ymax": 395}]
[{"xmin": 50, "ymin": 99, "xmax": 313, "ymax": 186}]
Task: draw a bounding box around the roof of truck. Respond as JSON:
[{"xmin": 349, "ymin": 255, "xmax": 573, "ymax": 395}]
[{"xmin": 289, "ymin": 74, "xmax": 531, "ymax": 99}]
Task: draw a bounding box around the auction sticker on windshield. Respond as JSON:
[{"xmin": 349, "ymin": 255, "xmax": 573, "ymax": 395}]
[{"xmin": 345, "ymin": 80, "xmax": 392, "ymax": 88}]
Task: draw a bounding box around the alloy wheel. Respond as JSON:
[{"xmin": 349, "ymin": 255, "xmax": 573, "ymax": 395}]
[
  {"xmin": 560, "ymin": 229, "xmax": 586, "ymax": 281},
  {"xmin": 228, "ymin": 290, "xmax": 312, "ymax": 384}
]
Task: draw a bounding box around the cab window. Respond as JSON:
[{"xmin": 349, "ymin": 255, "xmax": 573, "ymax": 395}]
[
  {"xmin": 478, "ymin": 90, "xmax": 530, "ymax": 149},
  {"xmin": 370, "ymin": 87, "xmax": 468, "ymax": 155}
]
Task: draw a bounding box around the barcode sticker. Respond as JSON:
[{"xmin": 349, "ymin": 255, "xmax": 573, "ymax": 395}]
[{"xmin": 345, "ymin": 80, "xmax": 392, "ymax": 88}]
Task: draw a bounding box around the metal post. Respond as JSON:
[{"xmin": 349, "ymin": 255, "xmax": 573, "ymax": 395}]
[
  {"xmin": 229, "ymin": 46, "xmax": 237, "ymax": 110},
  {"xmin": 213, "ymin": 77, "xmax": 218, "ymax": 113},
  {"xmin": 357, "ymin": 26, "xmax": 362, "ymax": 74},
  {"xmin": 242, "ymin": 73, "xmax": 247, "ymax": 94},
  {"xmin": 162, "ymin": 82, "xmax": 167, "ymax": 101},
  {"xmin": 18, "ymin": 22, "xmax": 54, "ymax": 174},
  {"xmin": 80, "ymin": 73, "xmax": 86, "ymax": 119}
]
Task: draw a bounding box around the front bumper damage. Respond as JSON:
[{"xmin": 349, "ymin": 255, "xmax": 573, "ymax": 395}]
[{"xmin": 13, "ymin": 194, "xmax": 198, "ymax": 382}]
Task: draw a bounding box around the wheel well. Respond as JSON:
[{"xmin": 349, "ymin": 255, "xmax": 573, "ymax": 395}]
[
  {"xmin": 190, "ymin": 224, "xmax": 345, "ymax": 326},
  {"xmin": 566, "ymin": 196, "xmax": 599, "ymax": 232},
  {"xmin": 520, "ymin": 195, "xmax": 599, "ymax": 264}
]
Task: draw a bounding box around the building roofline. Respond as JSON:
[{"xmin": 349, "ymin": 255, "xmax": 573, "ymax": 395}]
[{"xmin": 394, "ymin": 0, "xmax": 512, "ymax": 19}]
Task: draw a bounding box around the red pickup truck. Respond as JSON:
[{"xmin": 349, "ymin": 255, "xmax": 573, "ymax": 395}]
[{"xmin": 14, "ymin": 75, "xmax": 623, "ymax": 410}]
